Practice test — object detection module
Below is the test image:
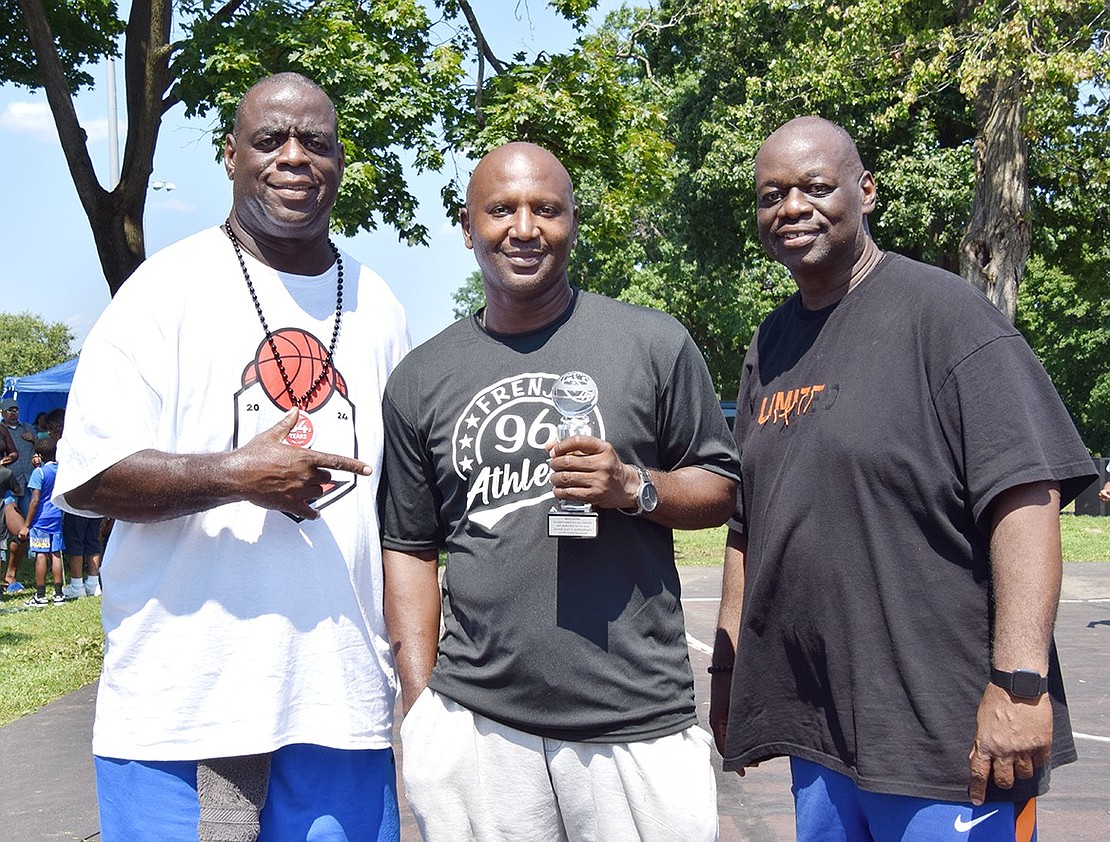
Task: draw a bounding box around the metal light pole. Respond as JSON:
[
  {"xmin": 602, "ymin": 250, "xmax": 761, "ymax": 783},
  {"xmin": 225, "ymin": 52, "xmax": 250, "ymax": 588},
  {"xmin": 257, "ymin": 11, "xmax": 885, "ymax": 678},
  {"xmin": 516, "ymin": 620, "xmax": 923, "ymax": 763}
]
[{"xmin": 106, "ymin": 52, "xmax": 120, "ymax": 189}]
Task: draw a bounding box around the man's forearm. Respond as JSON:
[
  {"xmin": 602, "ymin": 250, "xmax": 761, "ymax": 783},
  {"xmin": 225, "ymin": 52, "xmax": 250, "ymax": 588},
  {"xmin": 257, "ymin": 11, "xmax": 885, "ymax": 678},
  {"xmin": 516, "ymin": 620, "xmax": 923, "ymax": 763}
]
[
  {"xmin": 988, "ymin": 480, "xmax": 1062, "ymax": 673},
  {"xmin": 967, "ymin": 480, "xmax": 1061, "ymax": 804},
  {"xmin": 714, "ymin": 529, "xmax": 747, "ymax": 663},
  {"xmin": 383, "ymin": 548, "xmax": 441, "ymax": 714},
  {"xmin": 649, "ymin": 467, "xmax": 737, "ymax": 531},
  {"xmin": 64, "ymin": 450, "xmax": 255, "ymax": 522},
  {"xmin": 61, "ymin": 411, "xmax": 372, "ymax": 523},
  {"xmin": 709, "ymin": 528, "xmax": 747, "ymax": 754}
]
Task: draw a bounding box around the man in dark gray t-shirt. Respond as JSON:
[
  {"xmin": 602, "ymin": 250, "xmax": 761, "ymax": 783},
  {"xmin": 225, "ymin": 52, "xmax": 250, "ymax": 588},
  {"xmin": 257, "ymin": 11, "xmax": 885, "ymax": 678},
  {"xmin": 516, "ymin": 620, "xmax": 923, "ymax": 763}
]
[{"xmin": 381, "ymin": 142, "xmax": 740, "ymax": 841}]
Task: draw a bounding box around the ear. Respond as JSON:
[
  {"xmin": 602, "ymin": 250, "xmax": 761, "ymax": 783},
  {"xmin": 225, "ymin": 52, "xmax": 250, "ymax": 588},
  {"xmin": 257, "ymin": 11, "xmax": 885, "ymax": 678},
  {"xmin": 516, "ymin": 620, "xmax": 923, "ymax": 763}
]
[
  {"xmin": 223, "ymin": 134, "xmax": 236, "ymax": 181},
  {"xmin": 859, "ymin": 171, "xmax": 877, "ymax": 216},
  {"xmin": 337, "ymin": 141, "xmax": 346, "ymax": 182},
  {"xmin": 460, "ymin": 207, "xmax": 474, "ymax": 250}
]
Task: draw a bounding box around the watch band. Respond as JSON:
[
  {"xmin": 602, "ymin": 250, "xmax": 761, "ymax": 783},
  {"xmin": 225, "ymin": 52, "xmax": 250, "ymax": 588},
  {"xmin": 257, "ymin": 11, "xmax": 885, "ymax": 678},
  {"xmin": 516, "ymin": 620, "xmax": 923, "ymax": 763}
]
[
  {"xmin": 618, "ymin": 466, "xmax": 656, "ymax": 516},
  {"xmin": 989, "ymin": 667, "xmax": 1048, "ymax": 699}
]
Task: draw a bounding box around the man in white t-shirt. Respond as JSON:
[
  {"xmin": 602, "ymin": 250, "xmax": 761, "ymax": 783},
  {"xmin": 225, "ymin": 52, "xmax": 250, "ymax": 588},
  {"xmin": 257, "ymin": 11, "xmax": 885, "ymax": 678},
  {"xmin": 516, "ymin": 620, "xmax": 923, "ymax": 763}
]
[{"xmin": 54, "ymin": 73, "xmax": 409, "ymax": 841}]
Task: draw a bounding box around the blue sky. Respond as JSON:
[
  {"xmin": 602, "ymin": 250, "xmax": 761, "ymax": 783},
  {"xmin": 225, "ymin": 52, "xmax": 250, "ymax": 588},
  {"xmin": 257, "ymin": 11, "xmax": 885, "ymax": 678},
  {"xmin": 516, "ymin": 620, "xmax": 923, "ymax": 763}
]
[{"xmin": 0, "ymin": 1, "xmax": 625, "ymax": 353}]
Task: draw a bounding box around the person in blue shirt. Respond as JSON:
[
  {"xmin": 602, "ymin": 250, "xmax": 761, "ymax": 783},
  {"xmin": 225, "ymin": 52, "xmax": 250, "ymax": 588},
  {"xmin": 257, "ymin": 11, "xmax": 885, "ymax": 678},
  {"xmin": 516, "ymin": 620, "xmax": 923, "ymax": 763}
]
[{"xmin": 20, "ymin": 436, "xmax": 66, "ymax": 606}]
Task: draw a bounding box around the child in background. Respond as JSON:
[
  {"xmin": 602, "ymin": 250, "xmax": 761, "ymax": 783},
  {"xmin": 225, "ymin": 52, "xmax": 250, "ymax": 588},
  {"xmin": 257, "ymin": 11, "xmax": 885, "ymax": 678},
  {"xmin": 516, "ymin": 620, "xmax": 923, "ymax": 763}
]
[
  {"xmin": 20, "ymin": 437, "xmax": 66, "ymax": 606},
  {"xmin": 48, "ymin": 408, "xmax": 103, "ymax": 599},
  {"xmin": 34, "ymin": 412, "xmax": 51, "ymax": 439},
  {"xmin": 61, "ymin": 512, "xmax": 103, "ymax": 598}
]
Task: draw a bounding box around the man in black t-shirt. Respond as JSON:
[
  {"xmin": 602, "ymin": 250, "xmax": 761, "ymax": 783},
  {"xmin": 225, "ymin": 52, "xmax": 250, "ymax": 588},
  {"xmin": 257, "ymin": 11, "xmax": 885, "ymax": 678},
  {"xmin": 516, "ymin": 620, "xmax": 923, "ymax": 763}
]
[
  {"xmin": 711, "ymin": 116, "xmax": 1096, "ymax": 842},
  {"xmin": 381, "ymin": 142, "xmax": 740, "ymax": 841}
]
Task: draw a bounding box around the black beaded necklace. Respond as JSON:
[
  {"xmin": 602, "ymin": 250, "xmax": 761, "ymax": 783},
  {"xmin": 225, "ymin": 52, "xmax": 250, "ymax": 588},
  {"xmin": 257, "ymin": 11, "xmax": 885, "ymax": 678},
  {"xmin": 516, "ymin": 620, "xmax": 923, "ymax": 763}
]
[{"xmin": 223, "ymin": 219, "xmax": 344, "ymax": 410}]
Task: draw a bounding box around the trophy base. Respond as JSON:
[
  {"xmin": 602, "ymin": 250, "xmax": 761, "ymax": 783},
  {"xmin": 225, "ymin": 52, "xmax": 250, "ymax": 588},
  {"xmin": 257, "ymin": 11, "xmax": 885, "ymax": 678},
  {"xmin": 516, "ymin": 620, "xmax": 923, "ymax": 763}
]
[{"xmin": 548, "ymin": 509, "xmax": 599, "ymax": 539}]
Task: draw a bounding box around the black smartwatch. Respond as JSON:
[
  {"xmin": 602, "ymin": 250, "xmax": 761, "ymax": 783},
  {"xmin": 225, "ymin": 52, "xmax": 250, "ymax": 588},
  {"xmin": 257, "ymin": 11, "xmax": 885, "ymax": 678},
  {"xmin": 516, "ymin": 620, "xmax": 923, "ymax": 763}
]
[{"xmin": 990, "ymin": 668, "xmax": 1048, "ymax": 699}]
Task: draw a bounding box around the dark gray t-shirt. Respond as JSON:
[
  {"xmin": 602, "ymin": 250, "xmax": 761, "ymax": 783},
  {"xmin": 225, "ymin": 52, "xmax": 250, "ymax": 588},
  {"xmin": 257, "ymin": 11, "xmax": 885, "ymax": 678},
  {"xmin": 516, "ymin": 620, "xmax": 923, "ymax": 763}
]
[
  {"xmin": 381, "ymin": 291, "xmax": 740, "ymax": 742},
  {"xmin": 725, "ymin": 253, "xmax": 1096, "ymax": 801}
]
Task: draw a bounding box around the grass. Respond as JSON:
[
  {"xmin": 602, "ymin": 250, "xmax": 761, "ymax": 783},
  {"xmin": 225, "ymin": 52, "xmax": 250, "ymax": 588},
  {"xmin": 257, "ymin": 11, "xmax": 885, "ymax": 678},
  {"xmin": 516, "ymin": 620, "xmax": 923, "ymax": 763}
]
[
  {"xmin": 674, "ymin": 525, "xmax": 730, "ymax": 565},
  {"xmin": 1059, "ymin": 512, "xmax": 1110, "ymax": 561},
  {"xmin": 0, "ymin": 512, "xmax": 1106, "ymax": 727},
  {"xmin": 0, "ymin": 588, "xmax": 104, "ymax": 726},
  {"xmin": 673, "ymin": 514, "xmax": 1110, "ymax": 565}
]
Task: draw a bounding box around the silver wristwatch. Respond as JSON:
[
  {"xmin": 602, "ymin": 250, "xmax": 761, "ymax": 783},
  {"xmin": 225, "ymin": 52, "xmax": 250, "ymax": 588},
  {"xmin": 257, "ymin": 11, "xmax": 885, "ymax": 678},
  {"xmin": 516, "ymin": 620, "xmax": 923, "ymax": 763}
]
[{"xmin": 625, "ymin": 466, "xmax": 658, "ymax": 516}]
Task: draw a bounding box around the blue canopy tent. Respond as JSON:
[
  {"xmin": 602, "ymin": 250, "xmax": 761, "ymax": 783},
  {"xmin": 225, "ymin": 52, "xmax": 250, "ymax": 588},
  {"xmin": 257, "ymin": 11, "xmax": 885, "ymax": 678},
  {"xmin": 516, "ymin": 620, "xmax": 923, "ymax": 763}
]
[{"xmin": 2, "ymin": 357, "xmax": 77, "ymax": 423}]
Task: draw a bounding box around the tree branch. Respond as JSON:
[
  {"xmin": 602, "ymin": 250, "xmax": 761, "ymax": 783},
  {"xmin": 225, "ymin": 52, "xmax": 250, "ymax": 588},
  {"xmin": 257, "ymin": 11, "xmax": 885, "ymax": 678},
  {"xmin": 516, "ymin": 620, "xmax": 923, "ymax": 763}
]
[
  {"xmin": 615, "ymin": 3, "xmax": 693, "ymax": 91},
  {"xmin": 475, "ymin": 46, "xmax": 486, "ymax": 128},
  {"xmin": 210, "ymin": 0, "xmax": 250, "ymax": 26},
  {"xmin": 15, "ymin": 0, "xmax": 106, "ymax": 211},
  {"xmin": 458, "ymin": 0, "xmax": 507, "ymax": 74}
]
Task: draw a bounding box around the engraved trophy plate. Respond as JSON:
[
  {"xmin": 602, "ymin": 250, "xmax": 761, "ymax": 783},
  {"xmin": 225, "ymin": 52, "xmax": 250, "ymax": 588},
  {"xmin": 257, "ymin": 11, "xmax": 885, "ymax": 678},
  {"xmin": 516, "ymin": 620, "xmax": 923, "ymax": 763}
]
[{"xmin": 548, "ymin": 371, "xmax": 600, "ymax": 539}]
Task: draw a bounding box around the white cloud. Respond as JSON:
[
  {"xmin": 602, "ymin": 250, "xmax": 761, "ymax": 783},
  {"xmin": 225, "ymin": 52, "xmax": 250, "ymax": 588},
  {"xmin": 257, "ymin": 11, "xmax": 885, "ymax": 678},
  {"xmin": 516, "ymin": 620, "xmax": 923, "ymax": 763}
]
[
  {"xmin": 81, "ymin": 116, "xmax": 114, "ymax": 142},
  {"xmin": 0, "ymin": 101, "xmax": 55, "ymax": 139},
  {"xmin": 0, "ymin": 101, "xmax": 120, "ymax": 143}
]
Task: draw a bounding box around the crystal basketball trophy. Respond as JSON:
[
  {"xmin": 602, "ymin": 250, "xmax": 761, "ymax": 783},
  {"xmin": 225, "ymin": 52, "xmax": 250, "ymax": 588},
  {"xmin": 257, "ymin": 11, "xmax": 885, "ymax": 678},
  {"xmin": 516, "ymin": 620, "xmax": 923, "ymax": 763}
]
[{"xmin": 548, "ymin": 371, "xmax": 600, "ymax": 539}]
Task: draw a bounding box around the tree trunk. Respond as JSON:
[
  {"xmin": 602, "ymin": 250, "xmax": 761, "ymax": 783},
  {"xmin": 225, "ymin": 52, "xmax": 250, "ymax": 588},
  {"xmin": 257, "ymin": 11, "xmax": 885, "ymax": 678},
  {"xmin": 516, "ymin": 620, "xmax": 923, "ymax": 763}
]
[
  {"xmin": 16, "ymin": 0, "xmax": 176, "ymax": 296},
  {"xmin": 958, "ymin": 71, "xmax": 1030, "ymax": 323}
]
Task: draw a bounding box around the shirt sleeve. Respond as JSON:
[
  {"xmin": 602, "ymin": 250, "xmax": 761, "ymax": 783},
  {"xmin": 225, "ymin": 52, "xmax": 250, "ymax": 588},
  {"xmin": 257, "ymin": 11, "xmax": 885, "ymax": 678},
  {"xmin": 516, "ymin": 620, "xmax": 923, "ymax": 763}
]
[
  {"xmin": 53, "ymin": 302, "xmax": 166, "ymax": 515},
  {"xmin": 657, "ymin": 332, "xmax": 742, "ymax": 480},
  {"xmin": 379, "ymin": 385, "xmax": 445, "ymax": 553},
  {"xmin": 728, "ymin": 330, "xmax": 762, "ymax": 534},
  {"xmin": 934, "ymin": 334, "xmax": 1097, "ymax": 528}
]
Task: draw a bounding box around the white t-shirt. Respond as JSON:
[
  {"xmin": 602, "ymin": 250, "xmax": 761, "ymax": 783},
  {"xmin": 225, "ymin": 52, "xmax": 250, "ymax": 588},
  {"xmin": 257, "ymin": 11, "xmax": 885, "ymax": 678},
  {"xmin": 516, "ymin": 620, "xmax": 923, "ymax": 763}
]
[{"xmin": 54, "ymin": 227, "xmax": 410, "ymax": 761}]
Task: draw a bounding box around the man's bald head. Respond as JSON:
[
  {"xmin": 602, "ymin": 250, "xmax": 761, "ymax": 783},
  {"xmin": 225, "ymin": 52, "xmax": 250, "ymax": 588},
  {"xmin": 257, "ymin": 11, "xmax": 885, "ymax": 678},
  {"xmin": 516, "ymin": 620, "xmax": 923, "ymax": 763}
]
[
  {"xmin": 233, "ymin": 73, "xmax": 338, "ymax": 138},
  {"xmin": 466, "ymin": 142, "xmax": 575, "ymax": 210},
  {"xmin": 756, "ymin": 116, "xmax": 866, "ymax": 181},
  {"xmin": 223, "ymin": 71, "xmax": 344, "ymax": 268}
]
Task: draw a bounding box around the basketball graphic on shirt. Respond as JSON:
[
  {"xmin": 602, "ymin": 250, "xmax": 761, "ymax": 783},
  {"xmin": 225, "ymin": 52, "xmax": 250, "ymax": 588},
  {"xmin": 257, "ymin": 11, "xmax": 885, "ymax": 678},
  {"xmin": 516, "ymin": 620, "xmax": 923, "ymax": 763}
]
[
  {"xmin": 241, "ymin": 328, "xmax": 347, "ymax": 412},
  {"xmin": 235, "ymin": 327, "xmax": 358, "ymax": 520}
]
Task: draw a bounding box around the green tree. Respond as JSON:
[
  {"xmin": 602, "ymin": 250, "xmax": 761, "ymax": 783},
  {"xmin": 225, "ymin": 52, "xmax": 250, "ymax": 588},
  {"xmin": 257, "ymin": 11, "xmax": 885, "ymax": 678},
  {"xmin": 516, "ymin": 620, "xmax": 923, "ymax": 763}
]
[
  {"xmin": 452, "ymin": 270, "xmax": 485, "ymax": 320},
  {"xmin": 0, "ymin": 311, "xmax": 75, "ymax": 379},
  {"xmin": 1018, "ymin": 89, "xmax": 1110, "ymax": 454},
  {"xmin": 612, "ymin": 0, "xmax": 1108, "ymax": 399},
  {"xmin": 444, "ymin": 5, "xmax": 676, "ymax": 306},
  {"xmin": 5, "ymin": 0, "xmax": 605, "ymax": 295}
]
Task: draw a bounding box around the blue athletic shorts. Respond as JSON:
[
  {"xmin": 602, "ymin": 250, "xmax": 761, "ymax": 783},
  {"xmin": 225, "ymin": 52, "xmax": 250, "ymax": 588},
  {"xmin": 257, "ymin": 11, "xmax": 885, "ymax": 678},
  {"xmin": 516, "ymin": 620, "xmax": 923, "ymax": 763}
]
[
  {"xmin": 28, "ymin": 528, "xmax": 63, "ymax": 553},
  {"xmin": 95, "ymin": 743, "xmax": 400, "ymax": 841},
  {"xmin": 791, "ymin": 756, "xmax": 1036, "ymax": 842}
]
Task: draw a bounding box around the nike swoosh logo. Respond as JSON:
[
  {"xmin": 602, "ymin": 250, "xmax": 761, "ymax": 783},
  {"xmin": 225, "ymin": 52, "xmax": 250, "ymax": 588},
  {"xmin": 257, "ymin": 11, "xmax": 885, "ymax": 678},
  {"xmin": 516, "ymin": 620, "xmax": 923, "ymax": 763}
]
[{"xmin": 954, "ymin": 809, "xmax": 1000, "ymax": 832}]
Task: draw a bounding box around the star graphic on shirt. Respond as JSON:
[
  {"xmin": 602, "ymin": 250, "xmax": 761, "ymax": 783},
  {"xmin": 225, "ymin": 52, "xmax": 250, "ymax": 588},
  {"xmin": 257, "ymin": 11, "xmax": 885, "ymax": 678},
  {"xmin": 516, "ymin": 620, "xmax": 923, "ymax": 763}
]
[
  {"xmin": 459, "ymin": 434, "xmax": 473, "ymax": 449},
  {"xmin": 459, "ymin": 456, "xmax": 474, "ymax": 473},
  {"xmin": 465, "ymin": 414, "xmax": 480, "ymax": 429}
]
